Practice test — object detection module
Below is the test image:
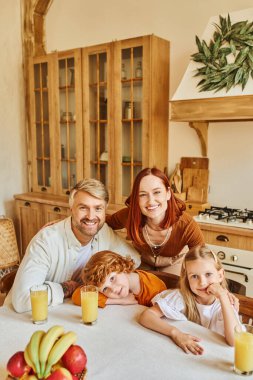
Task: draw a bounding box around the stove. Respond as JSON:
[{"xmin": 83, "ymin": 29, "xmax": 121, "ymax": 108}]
[
  {"xmin": 194, "ymin": 206, "xmax": 253, "ymax": 297},
  {"xmin": 194, "ymin": 206, "xmax": 253, "ymax": 230}
]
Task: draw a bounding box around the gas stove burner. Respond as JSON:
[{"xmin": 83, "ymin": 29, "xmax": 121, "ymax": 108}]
[{"xmin": 197, "ymin": 206, "xmax": 253, "ymax": 229}]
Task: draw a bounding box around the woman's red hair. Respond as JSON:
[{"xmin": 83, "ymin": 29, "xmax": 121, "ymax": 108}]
[{"xmin": 126, "ymin": 167, "xmax": 186, "ymax": 245}]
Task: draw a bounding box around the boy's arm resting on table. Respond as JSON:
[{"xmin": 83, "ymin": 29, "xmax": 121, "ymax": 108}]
[
  {"xmin": 72, "ymin": 287, "xmax": 137, "ymax": 307},
  {"xmin": 105, "ymin": 293, "xmax": 138, "ymax": 305},
  {"xmin": 139, "ymin": 305, "xmax": 204, "ymax": 355}
]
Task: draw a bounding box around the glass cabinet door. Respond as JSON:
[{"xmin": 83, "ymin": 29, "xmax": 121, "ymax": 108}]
[
  {"xmin": 121, "ymin": 45, "xmax": 143, "ymax": 198},
  {"xmin": 57, "ymin": 50, "xmax": 83, "ymax": 195},
  {"xmin": 30, "ymin": 55, "xmax": 55, "ymax": 193},
  {"xmin": 83, "ymin": 44, "xmax": 112, "ymax": 198}
]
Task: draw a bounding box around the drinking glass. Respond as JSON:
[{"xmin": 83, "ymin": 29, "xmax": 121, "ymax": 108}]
[
  {"xmin": 234, "ymin": 324, "xmax": 253, "ymax": 376},
  {"xmin": 30, "ymin": 284, "xmax": 48, "ymax": 324},
  {"xmin": 81, "ymin": 285, "xmax": 98, "ymax": 325}
]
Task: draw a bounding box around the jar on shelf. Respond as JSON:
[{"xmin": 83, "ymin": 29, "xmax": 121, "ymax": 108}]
[
  {"xmin": 124, "ymin": 102, "xmax": 135, "ymax": 119},
  {"xmin": 135, "ymin": 61, "xmax": 142, "ymax": 78},
  {"xmin": 70, "ymin": 174, "xmax": 76, "ymax": 188},
  {"xmin": 61, "ymin": 144, "xmax": 65, "ymax": 158},
  {"xmin": 121, "ymin": 63, "xmax": 126, "ymax": 80}
]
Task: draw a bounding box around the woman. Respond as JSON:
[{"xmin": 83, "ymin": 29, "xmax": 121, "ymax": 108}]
[{"xmin": 106, "ymin": 167, "xmax": 204, "ymax": 274}]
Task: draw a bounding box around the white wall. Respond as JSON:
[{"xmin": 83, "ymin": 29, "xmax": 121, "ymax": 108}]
[
  {"xmin": 0, "ymin": 1, "xmax": 27, "ymax": 218},
  {"xmin": 45, "ymin": 0, "xmax": 253, "ymax": 210},
  {"xmin": 1, "ymin": 0, "xmax": 252, "ymax": 219}
]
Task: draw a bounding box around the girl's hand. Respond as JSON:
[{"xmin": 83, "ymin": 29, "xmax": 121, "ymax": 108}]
[
  {"xmin": 207, "ymin": 282, "xmax": 227, "ymax": 299},
  {"xmin": 207, "ymin": 284, "xmax": 239, "ymax": 311},
  {"xmin": 171, "ymin": 330, "xmax": 204, "ymax": 355}
]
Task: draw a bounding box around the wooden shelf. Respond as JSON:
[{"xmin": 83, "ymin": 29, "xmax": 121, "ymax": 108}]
[
  {"xmin": 169, "ymin": 95, "xmax": 253, "ymax": 156},
  {"xmin": 170, "ymin": 95, "xmax": 253, "ymax": 122}
]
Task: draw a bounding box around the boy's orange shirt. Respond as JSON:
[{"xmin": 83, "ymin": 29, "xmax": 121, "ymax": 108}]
[{"xmin": 72, "ymin": 270, "xmax": 167, "ymax": 308}]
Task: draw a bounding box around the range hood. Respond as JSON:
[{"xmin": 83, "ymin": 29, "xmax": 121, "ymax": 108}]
[{"xmin": 170, "ymin": 8, "xmax": 253, "ymax": 155}]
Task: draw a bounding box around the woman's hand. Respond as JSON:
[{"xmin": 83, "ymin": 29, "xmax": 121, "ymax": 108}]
[{"xmin": 170, "ymin": 329, "xmax": 204, "ymax": 355}]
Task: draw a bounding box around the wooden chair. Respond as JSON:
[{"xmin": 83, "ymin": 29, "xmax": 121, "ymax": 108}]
[
  {"xmin": 147, "ymin": 270, "xmax": 179, "ymax": 289},
  {"xmin": 0, "ymin": 217, "xmax": 20, "ymax": 301},
  {"xmin": 234, "ymin": 293, "xmax": 253, "ymax": 325},
  {"xmin": 0, "ymin": 268, "xmax": 17, "ymax": 294}
]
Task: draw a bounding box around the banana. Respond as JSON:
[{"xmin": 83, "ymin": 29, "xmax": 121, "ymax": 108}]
[
  {"xmin": 24, "ymin": 345, "xmax": 36, "ymax": 374},
  {"xmin": 27, "ymin": 330, "xmax": 45, "ymax": 378},
  {"xmin": 43, "ymin": 331, "xmax": 77, "ymax": 378},
  {"xmin": 39, "ymin": 325, "xmax": 65, "ymax": 378}
]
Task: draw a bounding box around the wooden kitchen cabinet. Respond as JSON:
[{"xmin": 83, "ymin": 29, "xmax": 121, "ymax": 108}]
[
  {"xmin": 82, "ymin": 35, "xmax": 169, "ymax": 204},
  {"xmin": 15, "ymin": 193, "xmax": 71, "ymax": 258},
  {"xmin": 17, "ymin": 35, "xmax": 169, "ymax": 258},
  {"xmin": 199, "ymin": 222, "xmax": 253, "ymax": 251}
]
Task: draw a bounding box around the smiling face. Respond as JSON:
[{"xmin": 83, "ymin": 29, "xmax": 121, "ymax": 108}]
[
  {"xmin": 186, "ymin": 258, "xmax": 224, "ymax": 303},
  {"xmin": 99, "ymin": 272, "xmax": 130, "ymax": 299},
  {"xmin": 138, "ymin": 174, "xmax": 171, "ymax": 224},
  {"xmin": 71, "ymin": 190, "xmax": 106, "ymax": 245}
]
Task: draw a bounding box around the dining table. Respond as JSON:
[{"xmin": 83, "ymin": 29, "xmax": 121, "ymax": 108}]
[{"xmin": 0, "ymin": 298, "xmax": 248, "ymax": 380}]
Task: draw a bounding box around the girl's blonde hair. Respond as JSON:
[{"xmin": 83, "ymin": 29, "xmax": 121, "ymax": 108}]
[
  {"xmin": 81, "ymin": 250, "xmax": 135, "ymax": 287},
  {"xmin": 180, "ymin": 245, "xmax": 227, "ymax": 324}
]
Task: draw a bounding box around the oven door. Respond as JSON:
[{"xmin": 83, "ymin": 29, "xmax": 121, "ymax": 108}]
[{"xmin": 222, "ymin": 264, "xmax": 253, "ymax": 296}]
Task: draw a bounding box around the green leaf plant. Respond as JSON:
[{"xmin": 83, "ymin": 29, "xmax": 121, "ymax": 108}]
[{"xmin": 191, "ymin": 14, "xmax": 253, "ymax": 92}]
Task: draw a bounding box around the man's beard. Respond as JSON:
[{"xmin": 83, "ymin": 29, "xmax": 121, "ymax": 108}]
[{"xmin": 74, "ymin": 217, "xmax": 104, "ymax": 237}]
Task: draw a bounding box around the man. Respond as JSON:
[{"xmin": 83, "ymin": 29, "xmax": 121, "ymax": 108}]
[{"xmin": 11, "ymin": 179, "xmax": 140, "ymax": 313}]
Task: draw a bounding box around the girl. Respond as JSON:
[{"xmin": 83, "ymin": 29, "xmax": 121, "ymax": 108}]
[
  {"xmin": 139, "ymin": 245, "xmax": 240, "ymax": 355},
  {"xmin": 72, "ymin": 250, "xmax": 167, "ymax": 308},
  {"xmin": 106, "ymin": 167, "xmax": 204, "ymax": 275}
]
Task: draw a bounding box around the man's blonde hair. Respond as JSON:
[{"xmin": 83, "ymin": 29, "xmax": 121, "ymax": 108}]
[
  {"xmin": 69, "ymin": 178, "xmax": 109, "ymax": 207},
  {"xmin": 81, "ymin": 250, "xmax": 135, "ymax": 287}
]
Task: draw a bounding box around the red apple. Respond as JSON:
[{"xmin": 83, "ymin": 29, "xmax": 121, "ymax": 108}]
[
  {"xmin": 7, "ymin": 351, "xmax": 31, "ymax": 377},
  {"xmin": 62, "ymin": 345, "xmax": 87, "ymax": 375},
  {"xmin": 46, "ymin": 367, "xmax": 72, "ymax": 380}
]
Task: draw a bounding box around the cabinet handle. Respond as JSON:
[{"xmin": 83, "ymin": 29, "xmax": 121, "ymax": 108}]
[
  {"xmin": 24, "ymin": 202, "xmax": 31, "ymax": 207},
  {"xmin": 188, "ymin": 205, "xmax": 192, "ymax": 209},
  {"xmin": 66, "ymin": 190, "xmax": 70, "ymax": 195},
  {"xmin": 216, "ymin": 234, "xmax": 229, "ymax": 242},
  {"xmin": 41, "ymin": 186, "xmax": 47, "ymax": 192},
  {"xmin": 54, "ymin": 207, "xmax": 61, "ymax": 212}
]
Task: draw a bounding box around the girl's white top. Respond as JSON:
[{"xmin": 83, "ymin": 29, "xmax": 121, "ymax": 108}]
[{"xmin": 152, "ymin": 289, "xmax": 240, "ymax": 337}]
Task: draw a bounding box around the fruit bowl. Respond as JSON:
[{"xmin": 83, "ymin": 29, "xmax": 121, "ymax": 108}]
[
  {"xmin": 6, "ymin": 368, "xmax": 87, "ymax": 380},
  {"xmin": 6, "ymin": 325, "xmax": 87, "ymax": 380}
]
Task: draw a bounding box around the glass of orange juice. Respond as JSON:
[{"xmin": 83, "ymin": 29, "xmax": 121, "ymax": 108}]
[
  {"xmin": 30, "ymin": 284, "xmax": 48, "ymax": 324},
  {"xmin": 234, "ymin": 324, "xmax": 253, "ymax": 376},
  {"xmin": 81, "ymin": 285, "xmax": 98, "ymax": 325}
]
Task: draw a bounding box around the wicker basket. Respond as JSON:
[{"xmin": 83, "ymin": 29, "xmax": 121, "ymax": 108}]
[{"xmin": 0, "ymin": 216, "xmax": 19, "ymax": 270}]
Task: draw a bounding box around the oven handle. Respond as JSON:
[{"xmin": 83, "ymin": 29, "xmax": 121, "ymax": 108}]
[
  {"xmin": 225, "ymin": 269, "xmax": 248, "ymax": 282},
  {"xmin": 216, "ymin": 234, "xmax": 229, "ymax": 242}
]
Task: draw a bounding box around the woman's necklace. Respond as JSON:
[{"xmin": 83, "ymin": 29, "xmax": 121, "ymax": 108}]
[
  {"xmin": 143, "ymin": 224, "xmax": 172, "ymax": 268},
  {"xmin": 144, "ymin": 224, "xmax": 171, "ymax": 249}
]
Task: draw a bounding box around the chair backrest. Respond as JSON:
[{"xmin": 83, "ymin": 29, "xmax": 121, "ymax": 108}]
[
  {"xmin": 234, "ymin": 293, "xmax": 253, "ymax": 325},
  {"xmin": 0, "ymin": 217, "xmax": 20, "ymax": 269},
  {"xmin": 0, "ymin": 269, "xmax": 17, "ymax": 294},
  {"xmin": 147, "ymin": 270, "xmax": 179, "ymax": 289}
]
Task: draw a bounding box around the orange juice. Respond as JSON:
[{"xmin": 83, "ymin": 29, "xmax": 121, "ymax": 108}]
[
  {"xmin": 234, "ymin": 326, "xmax": 253, "ymax": 375},
  {"xmin": 30, "ymin": 285, "xmax": 48, "ymax": 324},
  {"xmin": 81, "ymin": 286, "xmax": 98, "ymax": 324}
]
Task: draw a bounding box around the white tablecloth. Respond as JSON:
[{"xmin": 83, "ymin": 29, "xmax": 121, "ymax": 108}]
[{"xmin": 0, "ymin": 301, "xmax": 248, "ymax": 379}]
